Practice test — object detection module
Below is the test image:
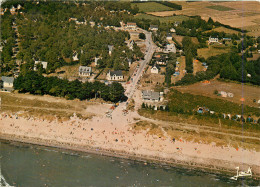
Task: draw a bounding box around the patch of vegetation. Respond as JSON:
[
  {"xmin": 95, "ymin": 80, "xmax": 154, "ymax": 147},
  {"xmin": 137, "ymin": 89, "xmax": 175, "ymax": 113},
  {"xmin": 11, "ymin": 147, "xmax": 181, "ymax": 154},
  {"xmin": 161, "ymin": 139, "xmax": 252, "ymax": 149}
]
[
  {"xmin": 14, "ymin": 71, "xmax": 126, "ymax": 102},
  {"xmin": 207, "ymin": 5, "xmax": 234, "ymax": 11},
  {"xmin": 131, "ymin": 2, "xmax": 174, "ymax": 12},
  {"xmin": 134, "ymin": 14, "xmax": 189, "ymax": 23},
  {"xmin": 157, "ymin": 2, "xmax": 182, "ymax": 10}
]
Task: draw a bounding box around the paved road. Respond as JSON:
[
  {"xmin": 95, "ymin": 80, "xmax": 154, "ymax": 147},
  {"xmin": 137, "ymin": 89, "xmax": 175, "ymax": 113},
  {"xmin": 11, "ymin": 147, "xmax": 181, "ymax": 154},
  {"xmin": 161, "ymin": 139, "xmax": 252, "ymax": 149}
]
[{"xmin": 125, "ymin": 30, "xmax": 156, "ymax": 100}]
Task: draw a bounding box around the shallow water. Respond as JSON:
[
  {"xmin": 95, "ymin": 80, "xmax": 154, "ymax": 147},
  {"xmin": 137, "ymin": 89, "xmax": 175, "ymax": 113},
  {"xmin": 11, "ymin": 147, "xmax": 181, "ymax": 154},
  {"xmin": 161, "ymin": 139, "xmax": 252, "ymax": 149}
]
[{"xmin": 0, "ymin": 141, "xmax": 259, "ymax": 187}]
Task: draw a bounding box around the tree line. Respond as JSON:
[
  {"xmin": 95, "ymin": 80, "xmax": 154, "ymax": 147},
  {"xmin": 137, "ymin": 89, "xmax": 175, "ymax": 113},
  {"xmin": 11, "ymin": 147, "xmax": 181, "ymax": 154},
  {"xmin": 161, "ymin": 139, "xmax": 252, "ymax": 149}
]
[{"xmin": 14, "ymin": 71, "xmax": 126, "ymax": 102}]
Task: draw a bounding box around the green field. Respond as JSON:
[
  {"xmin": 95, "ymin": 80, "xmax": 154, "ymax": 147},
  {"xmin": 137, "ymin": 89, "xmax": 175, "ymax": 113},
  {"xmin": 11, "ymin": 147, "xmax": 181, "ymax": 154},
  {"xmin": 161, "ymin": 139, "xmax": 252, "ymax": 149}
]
[
  {"xmin": 207, "ymin": 5, "xmax": 234, "ymax": 11},
  {"xmin": 131, "ymin": 2, "xmax": 174, "ymax": 12},
  {"xmin": 135, "ymin": 13, "xmax": 189, "ymax": 23}
]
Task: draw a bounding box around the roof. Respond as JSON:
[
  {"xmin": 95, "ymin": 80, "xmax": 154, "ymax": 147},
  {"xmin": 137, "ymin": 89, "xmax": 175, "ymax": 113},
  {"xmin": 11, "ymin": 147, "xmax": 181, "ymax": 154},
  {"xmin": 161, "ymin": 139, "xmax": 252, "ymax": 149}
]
[
  {"xmin": 167, "ymin": 33, "xmax": 172, "ymax": 37},
  {"xmin": 142, "ymin": 90, "xmax": 160, "ymax": 100},
  {"xmin": 127, "ymin": 22, "xmax": 136, "ymax": 26},
  {"xmin": 79, "ymin": 66, "xmax": 92, "ymax": 73},
  {"xmin": 109, "ymin": 70, "xmax": 123, "ymax": 77},
  {"xmin": 108, "ymin": 45, "xmax": 114, "ymax": 51},
  {"xmin": 1, "ymin": 76, "xmax": 14, "ymax": 84},
  {"xmin": 150, "ymin": 25, "xmax": 158, "ymax": 29}
]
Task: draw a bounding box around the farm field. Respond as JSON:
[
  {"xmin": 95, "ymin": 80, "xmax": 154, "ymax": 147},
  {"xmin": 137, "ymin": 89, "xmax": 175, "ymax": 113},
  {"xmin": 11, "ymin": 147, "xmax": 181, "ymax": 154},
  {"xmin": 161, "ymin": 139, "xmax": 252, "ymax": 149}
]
[
  {"xmin": 197, "ymin": 45, "xmax": 231, "ymax": 59},
  {"xmin": 131, "ymin": 2, "xmax": 174, "ymax": 13},
  {"xmin": 205, "ymin": 26, "xmax": 241, "ymax": 35},
  {"xmin": 206, "ymin": 5, "xmax": 234, "ymax": 11},
  {"xmin": 134, "ymin": 13, "xmax": 189, "ymax": 23},
  {"xmin": 175, "ymin": 79, "xmax": 260, "ymax": 108},
  {"xmin": 147, "ymin": 1, "xmax": 260, "ymax": 36}
]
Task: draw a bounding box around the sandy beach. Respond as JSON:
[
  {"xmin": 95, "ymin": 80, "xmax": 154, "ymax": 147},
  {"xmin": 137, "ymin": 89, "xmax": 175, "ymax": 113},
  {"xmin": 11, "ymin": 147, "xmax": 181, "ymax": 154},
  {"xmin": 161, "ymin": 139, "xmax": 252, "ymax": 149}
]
[{"xmin": 1, "ymin": 109, "xmax": 260, "ymax": 178}]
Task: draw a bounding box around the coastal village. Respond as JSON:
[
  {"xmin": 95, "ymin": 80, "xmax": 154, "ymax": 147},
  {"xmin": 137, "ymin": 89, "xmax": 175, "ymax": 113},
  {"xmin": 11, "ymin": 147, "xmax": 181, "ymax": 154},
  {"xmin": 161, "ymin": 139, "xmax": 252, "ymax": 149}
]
[{"xmin": 0, "ymin": 1, "xmax": 260, "ymax": 184}]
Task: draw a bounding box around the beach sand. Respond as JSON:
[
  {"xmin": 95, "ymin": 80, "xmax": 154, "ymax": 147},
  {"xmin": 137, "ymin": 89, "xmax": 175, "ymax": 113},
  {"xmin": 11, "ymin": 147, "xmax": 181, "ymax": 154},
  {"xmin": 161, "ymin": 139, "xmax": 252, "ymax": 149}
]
[{"xmin": 1, "ymin": 109, "xmax": 259, "ymax": 178}]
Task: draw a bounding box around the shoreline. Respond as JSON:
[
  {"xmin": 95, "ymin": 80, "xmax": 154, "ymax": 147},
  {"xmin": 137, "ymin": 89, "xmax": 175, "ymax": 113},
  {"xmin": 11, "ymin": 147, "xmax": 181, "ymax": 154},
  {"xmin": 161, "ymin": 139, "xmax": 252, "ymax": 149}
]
[{"xmin": 1, "ymin": 133, "xmax": 260, "ymax": 179}]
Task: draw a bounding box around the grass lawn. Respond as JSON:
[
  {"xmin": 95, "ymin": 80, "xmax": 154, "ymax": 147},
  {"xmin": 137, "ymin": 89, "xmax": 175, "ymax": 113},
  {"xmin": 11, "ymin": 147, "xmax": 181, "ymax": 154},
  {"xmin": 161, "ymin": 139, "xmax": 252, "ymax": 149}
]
[
  {"xmin": 131, "ymin": 2, "xmax": 174, "ymax": 12},
  {"xmin": 197, "ymin": 45, "xmax": 231, "ymax": 59},
  {"xmin": 206, "ymin": 5, "xmax": 235, "ymax": 11},
  {"xmin": 135, "ymin": 13, "xmax": 189, "ymax": 23}
]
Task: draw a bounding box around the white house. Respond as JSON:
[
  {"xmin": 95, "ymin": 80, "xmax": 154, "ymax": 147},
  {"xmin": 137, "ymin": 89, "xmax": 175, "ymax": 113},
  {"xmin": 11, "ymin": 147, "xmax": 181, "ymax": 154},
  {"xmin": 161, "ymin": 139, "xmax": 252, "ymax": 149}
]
[
  {"xmin": 142, "ymin": 90, "xmax": 163, "ymax": 102},
  {"xmin": 151, "ymin": 65, "xmax": 159, "ymax": 74},
  {"xmin": 108, "ymin": 45, "xmax": 114, "ymax": 55},
  {"xmin": 219, "ymin": 91, "xmax": 227, "ymax": 98},
  {"xmin": 170, "ymin": 28, "xmax": 176, "ymax": 33},
  {"xmin": 227, "ymin": 92, "xmax": 234, "ymax": 97},
  {"xmin": 126, "ymin": 22, "xmax": 137, "ymax": 30},
  {"xmin": 10, "ymin": 6, "xmax": 16, "ymax": 15},
  {"xmin": 164, "ymin": 43, "xmax": 176, "ymax": 53},
  {"xmin": 149, "ymin": 25, "xmax": 158, "ymax": 32},
  {"xmin": 166, "ymin": 33, "xmax": 172, "ymax": 40},
  {"xmin": 34, "ymin": 61, "xmax": 48, "ymax": 71},
  {"xmin": 107, "ymin": 70, "xmax": 124, "ymax": 81},
  {"xmin": 127, "ymin": 58, "xmax": 132, "ymax": 67},
  {"xmin": 94, "ymin": 57, "xmax": 100, "ymax": 66},
  {"xmin": 209, "ymin": 36, "xmax": 219, "ymax": 43},
  {"xmin": 79, "ymin": 66, "xmax": 92, "ymax": 76},
  {"xmin": 89, "ymin": 21, "xmax": 95, "ymax": 27},
  {"xmin": 17, "ymin": 4, "xmax": 22, "ymax": 10},
  {"xmin": 72, "ymin": 52, "xmax": 79, "ymax": 61},
  {"xmin": 1, "ymin": 76, "xmax": 14, "ymax": 91}
]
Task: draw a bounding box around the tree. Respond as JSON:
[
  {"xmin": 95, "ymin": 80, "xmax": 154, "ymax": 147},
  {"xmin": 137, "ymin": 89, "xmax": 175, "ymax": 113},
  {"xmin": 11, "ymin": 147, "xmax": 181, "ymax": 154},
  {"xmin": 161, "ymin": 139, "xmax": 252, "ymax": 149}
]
[{"xmin": 139, "ymin": 33, "xmax": 146, "ymax": 40}]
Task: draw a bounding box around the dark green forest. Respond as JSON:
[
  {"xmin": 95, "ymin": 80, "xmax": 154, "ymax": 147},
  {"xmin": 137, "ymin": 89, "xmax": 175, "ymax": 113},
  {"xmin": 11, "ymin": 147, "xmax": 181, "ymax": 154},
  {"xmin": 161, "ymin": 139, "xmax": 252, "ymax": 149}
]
[{"xmin": 14, "ymin": 71, "xmax": 125, "ymax": 102}]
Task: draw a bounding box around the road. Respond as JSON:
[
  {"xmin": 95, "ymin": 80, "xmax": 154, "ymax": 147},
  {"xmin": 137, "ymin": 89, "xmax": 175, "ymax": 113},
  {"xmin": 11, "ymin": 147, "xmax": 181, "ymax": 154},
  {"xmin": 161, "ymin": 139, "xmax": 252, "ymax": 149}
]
[{"xmin": 124, "ymin": 30, "xmax": 156, "ymax": 101}]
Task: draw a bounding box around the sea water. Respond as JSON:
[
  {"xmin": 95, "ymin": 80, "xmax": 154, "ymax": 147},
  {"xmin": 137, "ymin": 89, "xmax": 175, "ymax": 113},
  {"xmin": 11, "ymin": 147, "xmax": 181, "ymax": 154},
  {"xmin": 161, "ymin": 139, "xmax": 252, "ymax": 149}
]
[{"xmin": 0, "ymin": 141, "xmax": 259, "ymax": 187}]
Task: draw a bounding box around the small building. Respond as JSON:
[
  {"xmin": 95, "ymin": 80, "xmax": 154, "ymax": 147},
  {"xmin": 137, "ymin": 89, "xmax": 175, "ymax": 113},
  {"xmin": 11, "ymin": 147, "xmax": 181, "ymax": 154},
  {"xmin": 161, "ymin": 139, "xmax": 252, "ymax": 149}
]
[
  {"xmin": 79, "ymin": 66, "xmax": 92, "ymax": 77},
  {"xmin": 17, "ymin": 4, "xmax": 22, "ymax": 10},
  {"xmin": 164, "ymin": 43, "xmax": 176, "ymax": 53},
  {"xmin": 166, "ymin": 33, "xmax": 172, "ymax": 40},
  {"xmin": 1, "ymin": 76, "xmax": 14, "ymax": 91},
  {"xmin": 94, "ymin": 57, "xmax": 100, "ymax": 66},
  {"xmin": 209, "ymin": 36, "xmax": 219, "ymax": 43},
  {"xmin": 174, "ymin": 21, "xmax": 180, "ymax": 27},
  {"xmin": 108, "ymin": 45, "xmax": 114, "ymax": 55},
  {"xmin": 151, "ymin": 65, "xmax": 159, "ymax": 74},
  {"xmin": 149, "ymin": 25, "xmax": 158, "ymax": 32},
  {"xmin": 170, "ymin": 28, "xmax": 176, "ymax": 33},
  {"xmin": 89, "ymin": 21, "xmax": 95, "ymax": 27},
  {"xmin": 227, "ymin": 92, "xmax": 234, "ymax": 97},
  {"xmin": 127, "ymin": 58, "xmax": 132, "ymax": 67},
  {"xmin": 107, "ymin": 70, "xmax": 124, "ymax": 81},
  {"xmin": 72, "ymin": 52, "xmax": 79, "ymax": 61},
  {"xmin": 142, "ymin": 90, "xmax": 162, "ymax": 102},
  {"xmin": 219, "ymin": 91, "xmax": 227, "ymax": 98},
  {"xmin": 34, "ymin": 61, "xmax": 48, "ymax": 71},
  {"xmin": 126, "ymin": 22, "xmax": 137, "ymax": 30},
  {"xmin": 10, "ymin": 6, "xmax": 16, "ymax": 15}
]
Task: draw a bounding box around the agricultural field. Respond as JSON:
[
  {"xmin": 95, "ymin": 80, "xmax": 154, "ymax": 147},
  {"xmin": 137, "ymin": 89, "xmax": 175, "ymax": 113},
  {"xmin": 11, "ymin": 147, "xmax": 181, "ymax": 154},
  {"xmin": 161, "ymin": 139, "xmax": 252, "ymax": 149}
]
[
  {"xmin": 175, "ymin": 79, "xmax": 260, "ymax": 108},
  {"xmin": 206, "ymin": 5, "xmax": 234, "ymax": 11},
  {"xmin": 197, "ymin": 45, "xmax": 231, "ymax": 59},
  {"xmin": 134, "ymin": 14, "xmax": 189, "ymax": 23},
  {"xmin": 148, "ymin": 1, "xmax": 260, "ymax": 36},
  {"xmin": 205, "ymin": 26, "xmax": 241, "ymax": 35},
  {"xmin": 131, "ymin": 2, "xmax": 174, "ymax": 13}
]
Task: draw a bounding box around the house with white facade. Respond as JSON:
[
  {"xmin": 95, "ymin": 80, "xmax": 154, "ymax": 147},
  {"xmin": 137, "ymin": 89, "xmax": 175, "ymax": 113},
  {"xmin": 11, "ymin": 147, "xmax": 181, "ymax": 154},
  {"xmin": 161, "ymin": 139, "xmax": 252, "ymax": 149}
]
[
  {"xmin": 151, "ymin": 65, "xmax": 159, "ymax": 74},
  {"xmin": 126, "ymin": 22, "xmax": 137, "ymax": 30},
  {"xmin": 108, "ymin": 45, "xmax": 114, "ymax": 55},
  {"xmin": 142, "ymin": 90, "xmax": 163, "ymax": 102},
  {"xmin": 170, "ymin": 28, "xmax": 176, "ymax": 33},
  {"xmin": 208, "ymin": 36, "xmax": 219, "ymax": 43},
  {"xmin": 107, "ymin": 70, "xmax": 124, "ymax": 81},
  {"xmin": 79, "ymin": 66, "xmax": 92, "ymax": 77},
  {"xmin": 34, "ymin": 61, "xmax": 48, "ymax": 71},
  {"xmin": 10, "ymin": 6, "xmax": 16, "ymax": 15},
  {"xmin": 164, "ymin": 43, "xmax": 176, "ymax": 53},
  {"xmin": 1, "ymin": 76, "xmax": 14, "ymax": 91},
  {"xmin": 166, "ymin": 33, "xmax": 172, "ymax": 40},
  {"xmin": 149, "ymin": 25, "xmax": 158, "ymax": 32}
]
